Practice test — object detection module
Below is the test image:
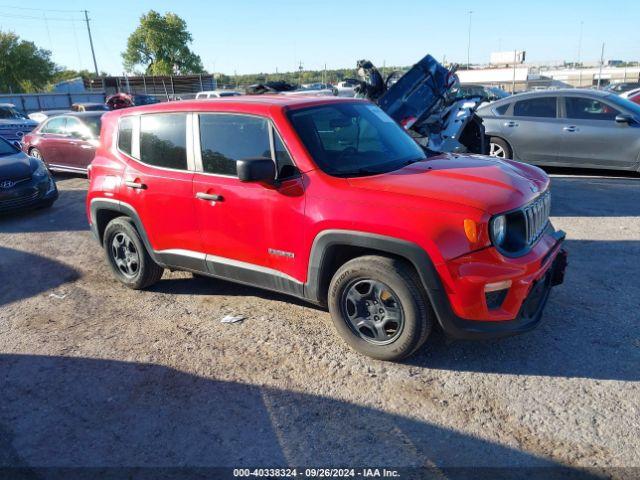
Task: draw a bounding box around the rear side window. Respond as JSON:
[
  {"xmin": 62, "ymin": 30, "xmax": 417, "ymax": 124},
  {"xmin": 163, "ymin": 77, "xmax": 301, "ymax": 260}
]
[
  {"xmin": 41, "ymin": 117, "xmax": 66, "ymax": 134},
  {"xmin": 199, "ymin": 114, "xmax": 271, "ymax": 176},
  {"xmin": 565, "ymin": 97, "xmax": 620, "ymax": 121},
  {"xmin": 140, "ymin": 113, "xmax": 188, "ymax": 170},
  {"xmin": 118, "ymin": 117, "xmax": 134, "ymax": 155},
  {"xmin": 513, "ymin": 97, "xmax": 557, "ymax": 118}
]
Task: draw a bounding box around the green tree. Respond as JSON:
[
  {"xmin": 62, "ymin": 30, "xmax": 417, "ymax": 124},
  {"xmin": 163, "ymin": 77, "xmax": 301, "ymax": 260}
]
[
  {"xmin": 122, "ymin": 10, "xmax": 204, "ymax": 75},
  {"xmin": 0, "ymin": 31, "xmax": 56, "ymax": 93}
]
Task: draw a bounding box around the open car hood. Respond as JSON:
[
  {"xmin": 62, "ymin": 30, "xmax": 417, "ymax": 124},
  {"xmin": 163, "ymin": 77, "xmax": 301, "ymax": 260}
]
[{"xmin": 347, "ymin": 154, "xmax": 549, "ymax": 215}]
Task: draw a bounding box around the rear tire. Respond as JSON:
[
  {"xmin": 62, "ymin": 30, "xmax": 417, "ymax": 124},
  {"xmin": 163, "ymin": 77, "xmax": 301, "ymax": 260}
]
[
  {"xmin": 103, "ymin": 217, "xmax": 164, "ymax": 289},
  {"xmin": 489, "ymin": 137, "xmax": 512, "ymax": 159},
  {"xmin": 328, "ymin": 255, "xmax": 432, "ymax": 361}
]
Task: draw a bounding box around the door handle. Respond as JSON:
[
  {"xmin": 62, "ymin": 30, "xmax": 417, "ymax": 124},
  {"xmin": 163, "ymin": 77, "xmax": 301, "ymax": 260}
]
[
  {"xmin": 125, "ymin": 180, "xmax": 147, "ymax": 189},
  {"xmin": 563, "ymin": 126, "xmax": 578, "ymax": 132},
  {"xmin": 504, "ymin": 121, "xmax": 519, "ymax": 127},
  {"xmin": 195, "ymin": 192, "xmax": 223, "ymax": 202}
]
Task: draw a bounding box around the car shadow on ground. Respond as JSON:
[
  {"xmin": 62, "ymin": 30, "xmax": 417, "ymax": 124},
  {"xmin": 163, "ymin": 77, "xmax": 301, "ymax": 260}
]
[
  {"xmin": 549, "ymin": 176, "xmax": 640, "ymax": 217},
  {"xmin": 0, "ymin": 246, "xmax": 80, "ymax": 307},
  {"xmin": 0, "ymin": 353, "xmax": 601, "ymax": 479},
  {"xmin": 0, "ymin": 188, "xmax": 89, "ymax": 233},
  {"xmin": 410, "ymin": 239, "xmax": 640, "ymax": 382}
]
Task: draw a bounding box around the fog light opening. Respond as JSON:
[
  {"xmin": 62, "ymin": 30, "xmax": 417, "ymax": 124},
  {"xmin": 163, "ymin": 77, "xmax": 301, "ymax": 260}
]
[{"xmin": 484, "ymin": 280, "xmax": 512, "ymax": 310}]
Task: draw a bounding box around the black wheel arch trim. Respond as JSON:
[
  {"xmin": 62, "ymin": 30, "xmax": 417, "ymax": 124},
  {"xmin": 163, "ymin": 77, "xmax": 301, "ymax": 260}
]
[{"xmin": 89, "ymin": 198, "xmax": 166, "ymax": 267}]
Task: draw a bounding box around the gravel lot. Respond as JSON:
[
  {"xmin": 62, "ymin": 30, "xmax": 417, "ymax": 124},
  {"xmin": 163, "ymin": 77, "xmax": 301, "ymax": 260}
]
[{"xmin": 1, "ymin": 171, "xmax": 639, "ymax": 477}]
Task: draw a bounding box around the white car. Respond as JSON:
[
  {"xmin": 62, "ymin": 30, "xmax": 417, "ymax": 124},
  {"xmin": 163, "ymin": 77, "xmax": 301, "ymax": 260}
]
[{"xmin": 195, "ymin": 90, "xmax": 242, "ymax": 99}]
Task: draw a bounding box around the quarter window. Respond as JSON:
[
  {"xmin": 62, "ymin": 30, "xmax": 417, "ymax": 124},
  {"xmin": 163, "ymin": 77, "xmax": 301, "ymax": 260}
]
[
  {"xmin": 565, "ymin": 97, "xmax": 620, "ymax": 121},
  {"xmin": 273, "ymin": 132, "xmax": 297, "ymax": 179},
  {"xmin": 140, "ymin": 114, "xmax": 188, "ymax": 170},
  {"xmin": 118, "ymin": 117, "xmax": 134, "ymax": 155},
  {"xmin": 199, "ymin": 114, "xmax": 271, "ymax": 176},
  {"xmin": 513, "ymin": 97, "xmax": 557, "ymax": 118},
  {"xmin": 494, "ymin": 104, "xmax": 509, "ymax": 116}
]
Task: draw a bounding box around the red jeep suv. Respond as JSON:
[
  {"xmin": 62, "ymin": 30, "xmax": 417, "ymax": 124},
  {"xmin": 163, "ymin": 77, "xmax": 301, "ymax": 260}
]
[{"xmin": 87, "ymin": 96, "xmax": 567, "ymax": 360}]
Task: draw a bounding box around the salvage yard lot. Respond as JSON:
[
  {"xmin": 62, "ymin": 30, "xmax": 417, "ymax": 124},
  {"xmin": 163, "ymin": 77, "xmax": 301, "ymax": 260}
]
[{"xmin": 1, "ymin": 172, "xmax": 639, "ymax": 473}]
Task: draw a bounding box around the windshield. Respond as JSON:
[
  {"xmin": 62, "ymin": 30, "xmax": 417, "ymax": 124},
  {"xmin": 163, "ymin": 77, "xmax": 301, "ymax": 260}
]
[
  {"xmin": 0, "ymin": 137, "xmax": 19, "ymax": 156},
  {"xmin": 487, "ymin": 87, "xmax": 510, "ymax": 99},
  {"xmin": 0, "ymin": 107, "xmax": 26, "ymax": 120},
  {"xmin": 288, "ymin": 102, "xmax": 427, "ymax": 177}
]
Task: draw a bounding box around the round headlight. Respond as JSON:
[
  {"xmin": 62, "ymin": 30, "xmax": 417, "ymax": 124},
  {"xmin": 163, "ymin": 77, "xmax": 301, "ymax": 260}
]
[{"xmin": 491, "ymin": 215, "xmax": 507, "ymax": 246}]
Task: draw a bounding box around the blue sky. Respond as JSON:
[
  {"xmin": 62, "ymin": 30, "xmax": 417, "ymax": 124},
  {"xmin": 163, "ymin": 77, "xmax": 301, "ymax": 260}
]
[{"xmin": 1, "ymin": 0, "xmax": 638, "ymax": 75}]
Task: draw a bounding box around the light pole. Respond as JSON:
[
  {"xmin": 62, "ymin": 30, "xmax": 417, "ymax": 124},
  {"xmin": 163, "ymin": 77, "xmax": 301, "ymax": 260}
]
[{"xmin": 467, "ymin": 10, "xmax": 473, "ymax": 70}]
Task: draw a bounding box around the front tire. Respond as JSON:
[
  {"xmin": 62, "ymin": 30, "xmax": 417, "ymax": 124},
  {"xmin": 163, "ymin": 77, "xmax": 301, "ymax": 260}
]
[
  {"xmin": 103, "ymin": 217, "xmax": 164, "ymax": 289},
  {"xmin": 328, "ymin": 255, "xmax": 432, "ymax": 361}
]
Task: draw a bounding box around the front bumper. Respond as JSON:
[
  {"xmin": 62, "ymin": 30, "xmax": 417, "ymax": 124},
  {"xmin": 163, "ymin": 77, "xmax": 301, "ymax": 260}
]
[
  {"xmin": 0, "ymin": 175, "xmax": 58, "ymax": 215},
  {"xmin": 430, "ymin": 228, "xmax": 567, "ymax": 340}
]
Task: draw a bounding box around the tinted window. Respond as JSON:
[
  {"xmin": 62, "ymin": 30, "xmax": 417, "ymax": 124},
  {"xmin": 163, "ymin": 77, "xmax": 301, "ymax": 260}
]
[
  {"xmin": 288, "ymin": 103, "xmax": 426, "ymax": 177},
  {"xmin": 494, "ymin": 104, "xmax": 509, "ymax": 115},
  {"xmin": 566, "ymin": 97, "xmax": 620, "ymax": 121},
  {"xmin": 41, "ymin": 117, "xmax": 66, "ymax": 134},
  {"xmin": 140, "ymin": 114, "xmax": 187, "ymax": 170},
  {"xmin": 118, "ymin": 117, "xmax": 134, "ymax": 155},
  {"xmin": 199, "ymin": 114, "xmax": 271, "ymax": 176},
  {"xmin": 513, "ymin": 97, "xmax": 557, "ymax": 118},
  {"xmin": 274, "ymin": 132, "xmax": 297, "ymax": 179}
]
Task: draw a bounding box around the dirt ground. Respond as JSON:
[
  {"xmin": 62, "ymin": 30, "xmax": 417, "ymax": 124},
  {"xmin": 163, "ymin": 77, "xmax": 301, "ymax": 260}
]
[{"xmin": 1, "ymin": 171, "xmax": 639, "ymax": 478}]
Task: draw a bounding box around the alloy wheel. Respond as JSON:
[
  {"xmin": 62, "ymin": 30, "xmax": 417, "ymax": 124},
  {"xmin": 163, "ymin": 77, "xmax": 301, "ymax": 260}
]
[
  {"xmin": 110, "ymin": 232, "xmax": 140, "ymax": 278},
  {"xmin": 489, "ymin": 143, "xmax": 506, "ymax": 158},
  {"xmin": 340, "ymin": 278, "xmax": 405, "ymax": 345}
]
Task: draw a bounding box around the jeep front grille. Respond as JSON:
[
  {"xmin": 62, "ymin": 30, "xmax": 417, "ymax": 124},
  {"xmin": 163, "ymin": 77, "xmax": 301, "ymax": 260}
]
[{"xmin": 523, "ymin": 191, "xmax": 551, "ymax": 246}]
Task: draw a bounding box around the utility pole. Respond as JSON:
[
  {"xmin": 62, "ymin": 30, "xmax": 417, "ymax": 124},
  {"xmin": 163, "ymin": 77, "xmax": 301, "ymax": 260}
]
[
  {"xmin": 597, "ymin": 42, "xmax": 605, "ymax": 89},
  {"xmin": 577, "ymin": 21, "xmax": 584, "ymax": 86},
  {"xmin": 467, "ymin": 10, "xmax": 473, "ymax": 70},
  {"xmin": 83, "ymin": 10, "xmax": 99, "ymax": 77},
  {"xmin": 512, "ymin": 49, "xmax": 517, "ymax": 93}
]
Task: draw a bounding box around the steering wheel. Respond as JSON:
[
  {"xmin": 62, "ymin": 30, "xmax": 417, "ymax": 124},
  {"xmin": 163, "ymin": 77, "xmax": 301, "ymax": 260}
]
[{"xmin": 337, "ymin": 146, "xmax": 358, "ymax": 163}]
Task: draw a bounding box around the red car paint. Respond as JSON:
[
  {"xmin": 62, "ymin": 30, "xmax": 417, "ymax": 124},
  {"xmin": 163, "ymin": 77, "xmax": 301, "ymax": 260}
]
[
  {"xmin": 22, "ymin": 112, "xmax": 104, "ymax": 174},
  {"xmin": 87, "ymin": 96, "xmax": 566, "ymax": 330}
]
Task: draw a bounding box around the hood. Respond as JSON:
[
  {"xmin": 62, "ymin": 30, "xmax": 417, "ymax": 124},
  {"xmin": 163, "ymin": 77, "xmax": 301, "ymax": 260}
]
[
  {"xmin": 0, "ymin": 152, "xmax": 33, "ymax": 181},
  {"xmin": 347, "ymin": 154, "xmax": 549, "ymax": 215}
]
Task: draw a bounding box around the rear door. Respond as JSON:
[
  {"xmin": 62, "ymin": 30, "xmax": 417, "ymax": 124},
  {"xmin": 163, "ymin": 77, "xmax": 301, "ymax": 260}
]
[
  {"xmin": 192, "ymin": 112, "xmax": 306, "ymax": 287},
  {"xmin": 500, "ymin": 96, "xmax": 562, "ymax": 165},
  {"xmin": 556, "ymin": 95, "xmax": 640, "ymax": 169},
  {"xmin": 117, "ymin": 113, "xmax": 202, "ymax": 265},
  {"xmin": 36, "ymin": 116, "xmax": 68, "ymax": 167}
]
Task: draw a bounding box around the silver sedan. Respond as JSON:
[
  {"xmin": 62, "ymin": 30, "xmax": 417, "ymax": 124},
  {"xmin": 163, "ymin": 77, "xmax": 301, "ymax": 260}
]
[{"xmin": 477, "ymin": 89, "xmax": 640, "ymax": 172}]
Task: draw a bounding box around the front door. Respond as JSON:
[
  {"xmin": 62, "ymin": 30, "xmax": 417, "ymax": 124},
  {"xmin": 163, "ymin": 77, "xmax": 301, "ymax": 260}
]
[
  {"xmin": 556, "ymin": 95, "xmax": 640, "ymax": 169},
  {"xmin": 192, "ymin": 113, "xmax": 306, "ymax": 291},
  {"xmin": 117, "ymin": 113, "xmax": 202, "ymax": 268},
  {"xmin": 37, "ymin": 116, "xmax": 68, "ymax": 168}
]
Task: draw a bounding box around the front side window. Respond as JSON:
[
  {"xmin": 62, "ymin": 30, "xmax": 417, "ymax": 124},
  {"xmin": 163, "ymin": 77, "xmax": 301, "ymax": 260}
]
[
  {"xmin": 493, "ymin": 104, "xmax": 510, "ymax": 116},
  {"xmin": 287, "ymin": 102, "xmax": 427, "ymax": 177},
  {"xmin": 565, "ymin": 97, "xmax": 620, "ymax": 121},
  {"xmin": 513, "ymin": 97, "xmax": 557, "ymax": 118},
  {"xmin": 41, "ymin": 117, "xmax": 67, "ymax": 134},
  {"xmin": 199, "ymin": 114, "xmax": 271, "ymax": 176},
  {"xmin": 140, "ymin": 113, "xmax": 187, "ymax": 170}
]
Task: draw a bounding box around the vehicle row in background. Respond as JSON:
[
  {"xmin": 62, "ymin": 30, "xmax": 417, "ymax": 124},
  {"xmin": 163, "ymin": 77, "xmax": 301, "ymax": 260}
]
[
  {"xmin": 0, "ymin": 103, "xmax": 39, "ymax": 143},
  {"xmin": 478, "ymin": 89, "xmax": 640, "ymax": 171}
]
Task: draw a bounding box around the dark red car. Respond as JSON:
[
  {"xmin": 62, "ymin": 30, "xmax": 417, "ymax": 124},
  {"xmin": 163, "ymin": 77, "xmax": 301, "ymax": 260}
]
[
  {"xmin": 87, "ymin": 96, "xmax": 567, "ymax": 360},
  {"xmin": 21, "ymin": 112, "xmax": 104, "ymax": 174}
]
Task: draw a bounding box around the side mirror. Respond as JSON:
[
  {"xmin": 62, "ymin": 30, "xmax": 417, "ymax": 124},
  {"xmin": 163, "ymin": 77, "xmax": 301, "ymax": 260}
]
[
  {"xmin": 236, "ymin": 158, "xmax": 276, "ymax": 183},
  {"xmin": 615, "ymin": 114, "xmax": 635, "ymax": 125}
]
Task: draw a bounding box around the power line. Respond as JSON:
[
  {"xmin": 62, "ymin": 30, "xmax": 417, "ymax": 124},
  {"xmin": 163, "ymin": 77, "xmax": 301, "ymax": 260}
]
[
  {"xmin": 0, "ymin": 4, "xmax": 82, "ymax": 13},
  {"xmin": 0, "ymin": 11, "xmax": 84, "ymax": 22}
]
